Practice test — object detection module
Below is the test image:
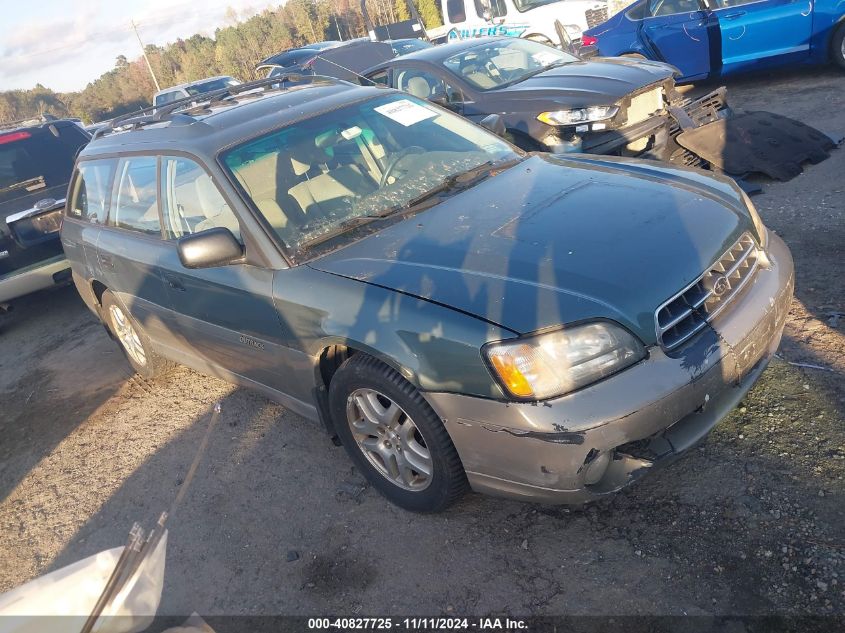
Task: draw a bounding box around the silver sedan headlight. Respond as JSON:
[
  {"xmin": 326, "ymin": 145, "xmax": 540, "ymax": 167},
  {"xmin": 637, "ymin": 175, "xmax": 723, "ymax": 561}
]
[
  {"xmin": 537, "ymin": 106, "xmax": 619, "ymax": 126},
  {"xmin": 483, "ymin": 322, "xmax": 646, "ymax": 400}
]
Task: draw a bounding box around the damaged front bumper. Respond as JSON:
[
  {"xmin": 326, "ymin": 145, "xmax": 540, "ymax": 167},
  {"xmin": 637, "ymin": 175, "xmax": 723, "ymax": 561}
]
[
  {"xmin": 543, "ymin": 87, "xmax": 730, "ymax": 161},
  {"xmin": 423, "ymin": 233, "xmax": 794, "ymax": 504}
]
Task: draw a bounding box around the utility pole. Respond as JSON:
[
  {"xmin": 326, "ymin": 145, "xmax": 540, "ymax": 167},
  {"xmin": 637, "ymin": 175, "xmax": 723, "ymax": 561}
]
[{"xmin": 130, "ymin": 19, "xmax": 161, "ymax": 92}]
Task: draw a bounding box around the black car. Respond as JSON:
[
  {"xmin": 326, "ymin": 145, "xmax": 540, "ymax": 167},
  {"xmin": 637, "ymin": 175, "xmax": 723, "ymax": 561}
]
[
  {"xmin": 364, "ymin": 36, "xmax": 695, "ymax": 156},
  {"xmin": 0, "ymin": 117, "xmax": 89, "ymax": 307},
  {"xmin": 259, "ymin": 40, "xmax": 395, "ymax": 84}
]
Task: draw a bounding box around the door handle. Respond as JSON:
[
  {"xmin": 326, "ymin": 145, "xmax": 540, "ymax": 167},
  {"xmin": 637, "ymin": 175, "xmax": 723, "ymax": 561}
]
[
  {"xmin": 722, "ymin": 10, "xmax": 746, "ymax": 19},
  {"xmin": 164, "ymin": 275, "xmax": 186, "ymax": 292},
  {"xmin": 98, "ymin": 253, "xmax": 114, "ymax": 269}
]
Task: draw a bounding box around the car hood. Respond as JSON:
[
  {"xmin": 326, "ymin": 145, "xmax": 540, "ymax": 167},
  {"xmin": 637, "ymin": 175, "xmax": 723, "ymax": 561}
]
[
  {"xmin": 493, "ymin": 57, "xmax": 674, "ymax": 108},
  {"xmin": 309, "ymin": 155, "xmax": 752, "ymax": 345}
]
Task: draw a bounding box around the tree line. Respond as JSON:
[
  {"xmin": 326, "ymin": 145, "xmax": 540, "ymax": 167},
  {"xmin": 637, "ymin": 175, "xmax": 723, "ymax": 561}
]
[{"xmin": 0, "ymin": 0, "xmax": 443, "ymax": 125}]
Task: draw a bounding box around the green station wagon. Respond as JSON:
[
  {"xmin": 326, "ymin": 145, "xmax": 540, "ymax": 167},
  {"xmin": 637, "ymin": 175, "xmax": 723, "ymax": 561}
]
[{"xmin": 61, "ymin": 77, "xmax": 794, "ymax": 511}]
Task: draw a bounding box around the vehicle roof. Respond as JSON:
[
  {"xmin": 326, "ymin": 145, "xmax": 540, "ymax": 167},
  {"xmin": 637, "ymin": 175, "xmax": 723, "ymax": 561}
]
[
  {"xmin": 80, "ymin": 80, "xmax": 386, "ymax": 161},
  {"xmin": 0, "ymin": 117, "xmax": 81, "ymax": 133},
  {"xmin": 258, "ymin": 42, "xmax": 340, "ymax": 66},
  {"xmin": 378, "ymin": 36, "xmax": 509, "ymax": 65},
  {"xmin": 154, "ymin": 76, "xmax": 235, "ymax": 96}
]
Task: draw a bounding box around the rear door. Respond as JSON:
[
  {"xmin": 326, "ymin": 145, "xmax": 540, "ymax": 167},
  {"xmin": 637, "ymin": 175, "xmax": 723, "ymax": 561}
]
[
  {"xmin": 713, "ymin": 0, "xmax": 813, "ymax": 74},
  {"xmin": 639, "ymin": 0, "xmax": 716, "ymax": 80},
  {"xmin": 156, "ymin": 155, "xmax": 292, "ymax": 392},
  {"xmin": 95, "ymin": 155, "xmax": 178, "ymax": 347}
]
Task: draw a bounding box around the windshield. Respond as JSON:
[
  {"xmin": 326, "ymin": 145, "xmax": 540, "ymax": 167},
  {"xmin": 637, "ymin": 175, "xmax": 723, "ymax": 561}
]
[
  {"xmin": 222, "ymin": 93, "xmax": 517, "ymax": 259},
  {"xmin": 513, "ymin": 0, "xmax": 561, "ymax": 11},
  {"xmin": 444, "ymin": 39, "xmax": 578, "ymax": 90}
]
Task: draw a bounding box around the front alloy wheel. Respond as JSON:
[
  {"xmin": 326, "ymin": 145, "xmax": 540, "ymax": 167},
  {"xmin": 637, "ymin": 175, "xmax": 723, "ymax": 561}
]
[
  {"xmin": 329, "ymin": 353, "xmax": 468, "ymax": 512},
  {"xmin": 346, "ymin": 388, "xmax": 433, "ymax": 491}
]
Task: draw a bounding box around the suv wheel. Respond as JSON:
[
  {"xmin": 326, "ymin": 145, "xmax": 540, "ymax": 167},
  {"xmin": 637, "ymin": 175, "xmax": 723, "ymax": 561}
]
[
  {"xmin": 832, "ymin": 23, "xmax": 845, "ymax": 69},
  {"xmin": 102, "ymin": 291, "xmax": 174, "ymax": 379},
  {"xmin": 329, "ymin": 354, "xmax": 468, "ymax": 512}
]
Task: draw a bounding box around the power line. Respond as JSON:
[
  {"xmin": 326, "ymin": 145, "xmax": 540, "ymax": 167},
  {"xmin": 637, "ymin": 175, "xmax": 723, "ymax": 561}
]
[{"xmin": 131, "ymin": 19, "xmax": 161, "ymax": 92}]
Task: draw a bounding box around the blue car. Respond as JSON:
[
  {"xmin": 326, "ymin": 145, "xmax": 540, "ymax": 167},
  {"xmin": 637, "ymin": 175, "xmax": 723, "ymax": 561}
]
[{"xmin": 582, "ymin": 0, "xmax": 845, "ymax": 81}]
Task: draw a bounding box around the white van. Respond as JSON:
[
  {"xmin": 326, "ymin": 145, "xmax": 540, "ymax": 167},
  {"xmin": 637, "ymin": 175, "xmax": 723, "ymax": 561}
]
[{"xmin": 442, "ymin": 0, "xmax": 609, "ymax": 49}]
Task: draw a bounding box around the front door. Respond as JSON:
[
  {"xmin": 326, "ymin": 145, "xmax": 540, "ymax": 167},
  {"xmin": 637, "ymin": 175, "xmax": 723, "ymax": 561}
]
[
  {"xmin": 713, "ymin": 0, "xmax": 813, "ymax": 75},
  {"xmin": 640, "ymin": 0, "xmax": 716, "ymax": 80},
  {"xmin": 156, "ymin": 155, "xmax": 293, "ymax": 394}
]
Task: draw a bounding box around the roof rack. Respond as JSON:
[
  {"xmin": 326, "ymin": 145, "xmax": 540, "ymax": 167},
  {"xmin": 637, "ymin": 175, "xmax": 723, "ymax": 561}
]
[{"xmin": 91, "ymin": 74, "xmax": 342, "ymax": 141}]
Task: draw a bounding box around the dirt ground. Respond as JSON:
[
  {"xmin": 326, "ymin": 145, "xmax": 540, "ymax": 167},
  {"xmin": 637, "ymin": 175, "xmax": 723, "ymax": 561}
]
[{"xmin": 0, "ymin": 66, "xmax": 843, "ymax": 620}]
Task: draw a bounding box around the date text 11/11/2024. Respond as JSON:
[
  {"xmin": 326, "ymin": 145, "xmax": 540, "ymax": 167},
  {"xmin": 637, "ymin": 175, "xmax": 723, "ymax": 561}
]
[{"xmin": 307, "ymin": 617, "xmax": 529, "ymax": 630}]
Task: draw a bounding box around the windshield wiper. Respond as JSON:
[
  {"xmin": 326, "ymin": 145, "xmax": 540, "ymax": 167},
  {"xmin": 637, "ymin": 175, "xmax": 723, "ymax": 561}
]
[{"xmin": 506, "ymin": 60, "xmax": 573, "ymax": 86}]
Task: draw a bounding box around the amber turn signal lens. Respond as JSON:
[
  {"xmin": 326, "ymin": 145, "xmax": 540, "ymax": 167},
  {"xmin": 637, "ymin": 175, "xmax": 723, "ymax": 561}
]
[{"xmin": 489, "ymin": 353, "xmax": 534, "ymax": 398}]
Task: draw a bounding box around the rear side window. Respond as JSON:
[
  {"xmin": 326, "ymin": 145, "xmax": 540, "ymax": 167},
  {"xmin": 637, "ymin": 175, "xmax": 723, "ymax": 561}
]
[
  {"xmin": 447, "ymin": 0, "xmax": 467, "ymax": 23},
  {"xmin": 160, "ymin": 157, "xmax": 241, "ymax": 241},
  {"xmin": 68, "ymin": 159, "xmax": 116, "ymax": 223},
  {"xmin": 110, "ymin": 156, "xmax": 161, "ymax": 235},
  {"xmin": 365, "ymin": 70, "xmax": 389, "ymax": 86},
  {"xmin": 154, "ymin": 91, "xmax": 182, "ymax": 106},
  {"xmin": 0, "ymin": 125, "xmax": 88, "ymax": 204}
]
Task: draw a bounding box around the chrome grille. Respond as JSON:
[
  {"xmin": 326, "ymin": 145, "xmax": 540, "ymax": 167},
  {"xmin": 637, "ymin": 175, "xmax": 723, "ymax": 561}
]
[
  {"xmin": 656, "ymin": 232, "xmax": 760, "ymax": 351},
  {"xmin": 585, "ymin": 7, "xmax": 609, "ymax": 28}
]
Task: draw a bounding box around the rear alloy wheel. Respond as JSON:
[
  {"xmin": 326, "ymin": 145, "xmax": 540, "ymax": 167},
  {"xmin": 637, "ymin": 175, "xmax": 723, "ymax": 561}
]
[
  {"xmin": 832, "ymin": 23, "xmax": 845, "ymax": 69},
  {"xmin": 102, "ymin": 290, "xmax": 174, "ymax": 379},
  {"xmin": 329, "ymin": 354, "xmax": 468, "ymax": 512}
]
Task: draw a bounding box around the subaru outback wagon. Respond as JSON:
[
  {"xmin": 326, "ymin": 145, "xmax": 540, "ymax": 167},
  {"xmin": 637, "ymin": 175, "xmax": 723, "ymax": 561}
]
[{"xmin": 62, "ymin": 77, "xmax": 794, "ymax": 512}]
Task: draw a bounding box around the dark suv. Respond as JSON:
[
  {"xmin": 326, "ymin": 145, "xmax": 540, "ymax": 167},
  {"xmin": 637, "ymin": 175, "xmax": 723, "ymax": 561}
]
[
  {"xmin": 0, "ymin": 118, "xmax": 89, "ymax": 307},
  {"xmin": 62, "ymin": 77, "xmax": 793, "ymax": 511}
]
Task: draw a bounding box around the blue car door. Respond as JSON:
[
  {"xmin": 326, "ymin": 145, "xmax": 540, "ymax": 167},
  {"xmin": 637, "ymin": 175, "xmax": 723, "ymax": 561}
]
[
  {"xmin": 639, "ymin": 0, "xmax": 717, "ymax": 80},
  {"xmin": 713, "ymin": 0, "xmax": 814, "ymax": 75}
]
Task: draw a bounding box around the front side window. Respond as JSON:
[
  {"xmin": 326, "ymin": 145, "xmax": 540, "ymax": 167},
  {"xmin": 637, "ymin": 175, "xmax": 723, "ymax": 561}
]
[
  {"xmin": 447, "ymin": 0, "xmax": 467, "ymax": 23},
  {"xmin": 474, "ymin": 0, "xmax": 507, "ymax": 18},
  {"xmin": 513, "ymin": 0, "xmax": 561, "ymax": 12},
  {"xmin": 68, "ymin": 159, "xmax": 116, "ymax": 223},
  {"xmin": 110, "ymin": 156, "xmax": 161, "ymax": 235},
  {"xmin": 160, "ymin": 156, "xmax": 241, "ymax": 240},
  {"xmin": 222, "ymin": 94, "xmax": 517, "ymax": 260},
  {"xmin": 443, "ymin": 39, "xmax": 577, "ymax": 90}
]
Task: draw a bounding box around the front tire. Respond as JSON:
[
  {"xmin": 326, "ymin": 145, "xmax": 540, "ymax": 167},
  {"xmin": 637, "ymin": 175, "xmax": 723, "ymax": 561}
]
[
  {"xmin": 329, "ymin": 354, "xmax": 468, "ymax": 512},
  {"xmin": 102, "ymin": 290, "xmax": 174, "ymax": 379},
  {"xmin": 832, "ymin": 23, "xmax": 845, "ymax": 69}
]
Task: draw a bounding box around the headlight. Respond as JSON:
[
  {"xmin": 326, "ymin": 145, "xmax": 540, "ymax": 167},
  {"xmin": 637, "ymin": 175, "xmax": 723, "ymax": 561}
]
[
  {"xmin": 483, "ymin": 322, "xmax": 646, "ymax": 400},
  {"xmin": 537, "ymin": 106, "xmax": 619, "ymax": 126},
  {"xmin": 740, "ymin": 189, "xmax": 768, "ymax": 247}
]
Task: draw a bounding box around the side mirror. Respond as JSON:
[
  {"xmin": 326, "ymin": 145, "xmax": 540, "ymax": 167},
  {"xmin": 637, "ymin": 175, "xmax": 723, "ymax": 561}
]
[
  {"xmin": 177, "ymin": 227, "xmax": 244, "ymax": 269},
  {"xmin": 479, "ymin": 114, "xmax": 506, "ymax": 138}
]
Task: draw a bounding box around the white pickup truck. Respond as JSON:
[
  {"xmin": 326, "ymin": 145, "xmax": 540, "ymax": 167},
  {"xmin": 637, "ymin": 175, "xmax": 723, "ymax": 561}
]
[{"xmin": 440, "ymin": 0, "xmax": 610, "ymax": 49}]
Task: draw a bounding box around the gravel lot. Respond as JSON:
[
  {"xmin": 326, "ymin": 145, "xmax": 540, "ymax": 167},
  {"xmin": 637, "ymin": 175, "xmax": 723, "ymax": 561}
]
[{"xmin": 0, "ymin": 66, "xmax": 843, "ymax": 620}]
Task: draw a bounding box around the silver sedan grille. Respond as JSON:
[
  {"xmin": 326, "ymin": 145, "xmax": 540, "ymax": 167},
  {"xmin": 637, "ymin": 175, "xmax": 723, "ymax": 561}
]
[{"xmin": 656, "ymin": 232, "xmax": 760, "ymax": 351}]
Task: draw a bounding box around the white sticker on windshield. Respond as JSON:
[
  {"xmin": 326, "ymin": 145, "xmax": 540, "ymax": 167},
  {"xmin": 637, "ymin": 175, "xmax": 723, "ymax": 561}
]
[
  {"xmin": 532, "ymin": 51, "xmax": 560, "ymax": 66},
  {"xmin": 374, "ymin": 99, "xmax": 437, "ymax": 126}
]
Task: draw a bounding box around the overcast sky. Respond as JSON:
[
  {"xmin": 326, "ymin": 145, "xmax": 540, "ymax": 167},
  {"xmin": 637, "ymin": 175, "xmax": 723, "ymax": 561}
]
[{"xmin": 0, "ymin": 0, "xmax": 276, "ymax": 93}]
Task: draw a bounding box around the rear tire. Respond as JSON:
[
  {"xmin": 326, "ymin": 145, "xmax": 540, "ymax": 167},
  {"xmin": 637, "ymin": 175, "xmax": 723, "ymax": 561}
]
[
  {"xmin": 329, "ymin": 353, "xmax": 468, "ymax": 512},
  {"xmin": 102, "ymin": 290, "xmax": 174, "ymax": 379},
  {"xmin": 832, "ymin": 23, "xmax": 845, "ymax": 69}
]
